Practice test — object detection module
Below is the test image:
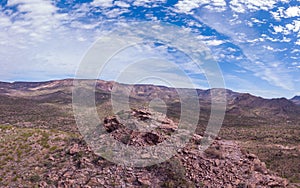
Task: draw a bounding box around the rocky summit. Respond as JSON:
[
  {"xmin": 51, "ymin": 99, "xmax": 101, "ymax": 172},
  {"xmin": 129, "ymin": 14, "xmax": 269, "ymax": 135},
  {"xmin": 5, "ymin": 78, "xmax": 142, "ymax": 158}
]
[{"xmin": 103, "ymin": 109, "xmax": 178, "ymax": 146}]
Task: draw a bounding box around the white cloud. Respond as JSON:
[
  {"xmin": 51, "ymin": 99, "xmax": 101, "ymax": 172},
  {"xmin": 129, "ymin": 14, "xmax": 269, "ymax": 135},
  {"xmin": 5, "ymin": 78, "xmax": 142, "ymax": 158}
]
[
  {"xmin": 194, "ymin": 9, "xmax": 295, "ymax": 91},
  {"xmin": 263, "ymin": 45, "xmax": 287, "ymax": 52},
  {"xmin": 0, "ymin": 0, "xmax": 298, "ymax": 98},
  {"xmin": 205, "ymin": 0, "xmax": 227, "ymax": 12},
  {"xmin": 291, "ymin": 49, "xmax": 300, "ymax": 53},
  {"xmin": 91, "ymin": 0, "xmax": 113, "ymax": 7},
  {"xmin": 3, "ymin": 0, "xmax": 69, "ymax": 45},
  {"xmin": 0, "ymin": 0, "xmax": 106, "ymax": 81},
  {"xmin": 281, "ymin": 37, "xmax": 292, "ymax": 42},
  {"xmin": 272, "ymin": 20, "xmax": 300, "ymax": 37},
  {"xmin": 287, "ymin": 20, "xmax": 300, "ymax": 32},
  {"xmin": 227, "ymin": 47, "xmax": 237, "ymax": 52},
  {"xmin": 132, "ymin": 0, "xmax": 166, "ymax": 7},
  {"xmin": 174, "ymin": 0, "xmax": 226, "ymax": 13},
  {"xmin": 270, "ymin": 7, "xmax": 285, "ymax": 21},
  {"xmin": 284, "ymin": 6, "xmax": 300, "ymax": 18},
  {"xmin": 271, "ymin": 6, "xmax": 300, "ymax": 21},
  {"xmin": 229, "ymin": 0, "xmax": 246, "ymax": 13},
  {"xmin": 250, "ymin": 18, "xmax": 265, "ymax": 24},
  {"xmin": 205, "ymin": 39, "xmax": 225, "ymax": 46},
  {"xmin": 272, "ymin": 25, "xmax": 291, "ymax": 35},
  {"xmin": 255, "ymin": 65, "xmax": 293, "ymax": 90},
  {"xmin": 114, "ymin": 1, "xmax": 130, "ymax": 8},
  {"xmin": 0, "ymin": 14, "xmax": 12, "ymax": 27},
  {"xmin": 103, "ymin": 8, "xmax": 130, "ymax": 18},
  {"xmin": 179, "ymin": 61, "xmax": 205, "ymax": 74},
  {"xmin": 229, "ymin": 0, "xmax": 288, "ymax": 13},
  {"xmin": 174, "ymin": 0, "xmax": 204, "ymax": 13}
]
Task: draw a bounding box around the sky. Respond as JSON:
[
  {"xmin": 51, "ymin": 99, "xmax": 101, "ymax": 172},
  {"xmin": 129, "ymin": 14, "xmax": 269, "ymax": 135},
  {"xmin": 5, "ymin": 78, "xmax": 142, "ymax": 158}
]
[{"xmin": 0, "ymin": 0, "xmax": 299, "ymax": 98}]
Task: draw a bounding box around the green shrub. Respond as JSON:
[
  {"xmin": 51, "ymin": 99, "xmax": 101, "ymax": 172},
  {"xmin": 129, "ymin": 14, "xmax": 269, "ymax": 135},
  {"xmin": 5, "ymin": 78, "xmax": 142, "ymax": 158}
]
[{"xmin": 29, "ymin": 175, "xmax": 41, "ymax": 183}]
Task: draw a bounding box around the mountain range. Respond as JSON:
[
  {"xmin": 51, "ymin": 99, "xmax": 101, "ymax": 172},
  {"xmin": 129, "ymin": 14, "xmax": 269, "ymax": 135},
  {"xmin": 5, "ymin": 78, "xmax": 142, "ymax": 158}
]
[{"xmin": 0, "ymin": 79, "xmax": 299, "ymax": 123}]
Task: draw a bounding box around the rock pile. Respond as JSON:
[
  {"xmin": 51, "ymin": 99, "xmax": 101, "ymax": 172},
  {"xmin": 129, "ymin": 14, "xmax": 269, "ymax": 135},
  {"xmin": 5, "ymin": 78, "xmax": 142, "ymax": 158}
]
[
  {"xmin": 35, "ymin": 134, "xmax": 288, "ymax": 187},
  {"xmin": 102, "ymin": 109, "xmax": 178, "ymax": 146},
  {"xmin": 178, "ymin": 136, "xmax": 289, "ymax": 187}
]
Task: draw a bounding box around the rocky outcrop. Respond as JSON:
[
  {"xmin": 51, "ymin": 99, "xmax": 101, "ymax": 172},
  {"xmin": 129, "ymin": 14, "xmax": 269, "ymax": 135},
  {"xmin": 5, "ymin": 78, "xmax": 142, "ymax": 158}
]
[
  {"xmin": 180, "ymin": 136, "xmax": 289, "ymax": 187},
  {"xmin": 103, "ymin": 109, "xmax": 178, "ymax": 146},
  {"xmin": 35, "ymin": 134, "xmax": 288, "ymax": 188}
]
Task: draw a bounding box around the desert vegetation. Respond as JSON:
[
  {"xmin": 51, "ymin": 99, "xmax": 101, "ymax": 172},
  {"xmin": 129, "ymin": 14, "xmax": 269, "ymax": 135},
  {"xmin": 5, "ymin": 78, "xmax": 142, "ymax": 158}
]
[{"xmin": 0, "ymin": 79, "xmax": 299, "ymax": 187}]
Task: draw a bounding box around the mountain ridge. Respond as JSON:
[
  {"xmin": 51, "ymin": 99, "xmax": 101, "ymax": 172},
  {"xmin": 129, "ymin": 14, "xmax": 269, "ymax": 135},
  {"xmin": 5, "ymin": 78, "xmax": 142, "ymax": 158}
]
[
  {"xmin": 0, "ymin": 78, "xmax": 296, "ymax": 100},
  {"xmin": 0, "ymin": 79, "xmax": 299, "ymax": 123},
  {"xmin": 291, "ymin": 96, "xmax": 300, "ymax": 105}
]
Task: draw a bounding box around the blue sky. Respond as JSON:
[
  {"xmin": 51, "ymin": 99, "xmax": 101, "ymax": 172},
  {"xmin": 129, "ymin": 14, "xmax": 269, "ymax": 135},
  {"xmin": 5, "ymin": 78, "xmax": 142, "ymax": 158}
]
[{"xmin": 0, "ymin": 0, "xmax": 299, "ymax": 98}]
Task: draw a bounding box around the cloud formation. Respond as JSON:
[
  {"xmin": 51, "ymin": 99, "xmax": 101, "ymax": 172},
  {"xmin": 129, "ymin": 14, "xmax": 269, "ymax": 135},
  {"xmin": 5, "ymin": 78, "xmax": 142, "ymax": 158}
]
[{"xmin": 0, "ymin": 0, "xmax": 298, "ymax": 98}]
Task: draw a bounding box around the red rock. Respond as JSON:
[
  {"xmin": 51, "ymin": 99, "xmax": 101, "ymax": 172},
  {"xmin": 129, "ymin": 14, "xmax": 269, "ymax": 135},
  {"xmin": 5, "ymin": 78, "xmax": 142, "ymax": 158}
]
[
  {"xmin": 138, "ymin": 177, "xmax": 151, "ymax": 186},
  {"xmin": 69, "ymin": 144, "xmax": 79, "ymax": 155}
]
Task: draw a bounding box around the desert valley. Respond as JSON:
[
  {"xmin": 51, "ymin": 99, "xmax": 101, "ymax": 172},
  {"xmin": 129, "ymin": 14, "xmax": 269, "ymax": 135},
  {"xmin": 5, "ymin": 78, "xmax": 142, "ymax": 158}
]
[{"xmin": 0, "ymin": 79, "xmax": 299, "ymax": 187}]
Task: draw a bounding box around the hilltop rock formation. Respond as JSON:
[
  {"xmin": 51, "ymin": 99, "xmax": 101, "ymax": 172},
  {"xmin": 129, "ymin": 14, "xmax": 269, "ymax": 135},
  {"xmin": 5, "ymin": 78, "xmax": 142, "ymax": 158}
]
[{"xmin": 103, "ymin": 109, "xmax": 178, "ymax": 146}]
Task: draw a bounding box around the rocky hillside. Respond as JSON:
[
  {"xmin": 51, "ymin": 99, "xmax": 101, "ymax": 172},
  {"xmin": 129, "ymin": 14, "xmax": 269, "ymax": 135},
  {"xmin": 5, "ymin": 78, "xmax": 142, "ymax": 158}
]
[
  {"xmin": 291, "ymin": 96, "xmax": 300, "ymax": 105},
  {"xmin": 0, "ymin": 110, "xmax": 290, "ymax": 187},
  {"xmin": 226, "ymin": 93, "xmax": 300, "ymax": 119}
]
